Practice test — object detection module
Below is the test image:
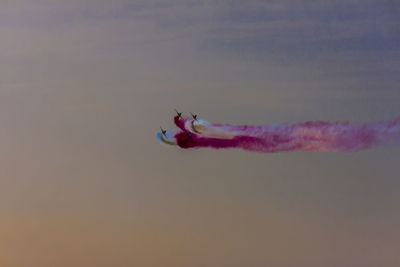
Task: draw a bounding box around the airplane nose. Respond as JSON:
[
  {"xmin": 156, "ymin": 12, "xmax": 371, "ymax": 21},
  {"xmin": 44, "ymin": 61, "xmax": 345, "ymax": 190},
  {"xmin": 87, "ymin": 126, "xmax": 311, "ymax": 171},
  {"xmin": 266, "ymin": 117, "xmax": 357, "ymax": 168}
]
[{"xmin": 156, "ymin": 131, "xmax": 177, "ymax": 146}]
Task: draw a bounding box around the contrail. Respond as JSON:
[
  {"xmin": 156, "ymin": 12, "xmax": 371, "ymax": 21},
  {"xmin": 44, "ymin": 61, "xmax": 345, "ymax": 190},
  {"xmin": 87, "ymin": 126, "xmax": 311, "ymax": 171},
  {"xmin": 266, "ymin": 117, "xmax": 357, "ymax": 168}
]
[{"xmin": 157, "ymin": 116, "xmax": 400, "ymax": 153}]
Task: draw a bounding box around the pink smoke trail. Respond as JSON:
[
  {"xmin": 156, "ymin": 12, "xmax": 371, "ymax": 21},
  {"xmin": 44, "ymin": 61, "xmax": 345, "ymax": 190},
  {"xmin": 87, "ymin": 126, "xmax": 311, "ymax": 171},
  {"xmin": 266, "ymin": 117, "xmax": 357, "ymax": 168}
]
[{"xmin": 173, "ymin": 116, "xmax": 400, "ymax": 152}]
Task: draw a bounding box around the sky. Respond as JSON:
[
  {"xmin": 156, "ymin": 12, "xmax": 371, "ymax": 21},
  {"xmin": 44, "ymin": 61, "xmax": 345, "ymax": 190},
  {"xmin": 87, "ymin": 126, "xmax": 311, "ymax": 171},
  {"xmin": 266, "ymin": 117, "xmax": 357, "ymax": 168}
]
[{"xmin": 1, "ymin": 0, "xmax": 400, "ymax": 266}]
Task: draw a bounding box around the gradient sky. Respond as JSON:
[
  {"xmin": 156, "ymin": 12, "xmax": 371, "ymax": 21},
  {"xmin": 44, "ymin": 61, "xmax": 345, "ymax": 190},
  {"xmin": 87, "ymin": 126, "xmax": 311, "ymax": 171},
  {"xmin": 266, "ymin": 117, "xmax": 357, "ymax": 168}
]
[{"xmin": 1, "ymin": 1, "xmax": 400, "ymax": 266}]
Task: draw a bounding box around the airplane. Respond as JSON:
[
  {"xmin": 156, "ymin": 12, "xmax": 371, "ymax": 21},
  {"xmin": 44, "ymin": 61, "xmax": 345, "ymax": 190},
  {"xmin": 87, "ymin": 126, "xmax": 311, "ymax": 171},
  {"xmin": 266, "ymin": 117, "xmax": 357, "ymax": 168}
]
[
  {"xmin": 190, "ymin": 112, "xmax": 198, "ymax": 121},
  {"xmin": 160, "ymin": 127, "xmax": 167, "ymax": 136},
  {"xmin": 174, "ymin": 109, "xmax": 182, "ymax": 118}
]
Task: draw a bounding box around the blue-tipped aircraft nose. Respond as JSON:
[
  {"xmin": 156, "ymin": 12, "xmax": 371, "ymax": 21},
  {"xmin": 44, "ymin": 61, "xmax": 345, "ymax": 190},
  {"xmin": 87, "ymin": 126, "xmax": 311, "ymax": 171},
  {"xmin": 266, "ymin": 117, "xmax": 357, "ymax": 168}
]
[{"xmin": 156, "ymin": 131, "xmax": 177, "ymax": 146}]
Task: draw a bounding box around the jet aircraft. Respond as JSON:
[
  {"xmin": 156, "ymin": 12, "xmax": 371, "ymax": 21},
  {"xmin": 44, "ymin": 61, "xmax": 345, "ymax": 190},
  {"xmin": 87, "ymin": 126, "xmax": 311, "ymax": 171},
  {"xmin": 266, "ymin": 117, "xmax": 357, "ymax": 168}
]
[
  {"xmin": 190, "ymin": 112, "xmax": 198, "ymax": 121},
  {"xmin": 174, "ymin": 109, "xmax": 182, "ymax": 118}
]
